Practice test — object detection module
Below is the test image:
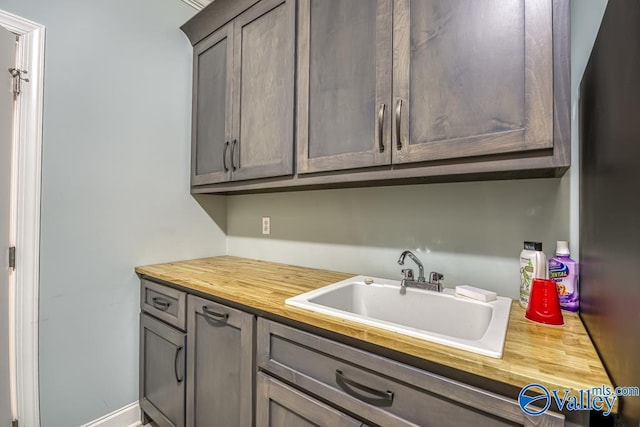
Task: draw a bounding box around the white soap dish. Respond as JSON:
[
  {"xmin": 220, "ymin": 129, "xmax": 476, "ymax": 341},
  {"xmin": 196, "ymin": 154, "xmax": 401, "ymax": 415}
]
[{"xmin": 455, "ymin": 285, "xmax": 497, "ymax": 303}]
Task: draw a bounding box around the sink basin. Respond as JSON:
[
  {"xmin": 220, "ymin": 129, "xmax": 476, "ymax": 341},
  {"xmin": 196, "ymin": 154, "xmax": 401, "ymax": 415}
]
[{"xmin": 285, "ymin": 276, "xmax": 512, "ymax": 358}]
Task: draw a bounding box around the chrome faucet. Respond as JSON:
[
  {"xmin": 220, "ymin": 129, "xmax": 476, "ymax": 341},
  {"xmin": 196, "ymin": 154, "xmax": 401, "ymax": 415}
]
[
  {"xmin": 397, "ymin": 250, "xmax": 444, "ymax": 294},
  {"xmin": 398, "ymin": 250, "xmax": 426, "ymax": 282}
]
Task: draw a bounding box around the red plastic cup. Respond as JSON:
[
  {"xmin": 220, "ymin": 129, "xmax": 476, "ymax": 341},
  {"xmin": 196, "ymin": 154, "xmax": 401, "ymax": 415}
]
[{"xmin": 525, "ymin": 278, "xmax": 564, "ymax": 326}]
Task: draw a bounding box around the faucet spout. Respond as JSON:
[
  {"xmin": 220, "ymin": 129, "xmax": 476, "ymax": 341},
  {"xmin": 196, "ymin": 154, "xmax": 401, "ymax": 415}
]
[{"xmin": 397, "ymin": 250, "xmax": 425, "ymax": 282}]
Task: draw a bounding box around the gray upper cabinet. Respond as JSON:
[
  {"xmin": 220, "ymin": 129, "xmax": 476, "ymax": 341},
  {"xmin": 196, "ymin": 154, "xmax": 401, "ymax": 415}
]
[
  {"xmin": 188, "ymin": 0, "xmax": 295, "ymax": 186},
  {"xmin": 186, "ymin": 295, "xmax": 255, "ymax": 427},
  {"xmin": 299, "ymin": 0, "xmax": 555, "ymax": 173},
  {"xmin": 192, "ymin": 23, "xmax": 234, "ymax": 186},
  {"xmin": 393, "ymin": 0, "xmax": 554, "ymax": 164},
  {"xmin": 183, "ymin": 0, "xmax": 568, "ymax": 193},
  {"xmin": 297, "ymin": 0, "xmax": 393, "ymax": 174},
  {"xmin": 231, "ymin": 0, "xmax": 295, "ymax": 181}
]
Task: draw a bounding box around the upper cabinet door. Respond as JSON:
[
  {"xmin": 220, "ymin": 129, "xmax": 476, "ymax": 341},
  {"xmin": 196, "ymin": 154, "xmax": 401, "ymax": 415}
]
[
  {"xmin": 297, "ymin": 0, "xmax": 393, "ymax": 174},
  {"xmin": 393, "ymin": 0, "xmax": 553, "ymax": 164},
  {"xmin": 192, "ymin": 23, "xmax": 234, "ymax": 185},
  {"xmin": 230, "ymin": 0, "xmax": 296, "ymax": 182}
]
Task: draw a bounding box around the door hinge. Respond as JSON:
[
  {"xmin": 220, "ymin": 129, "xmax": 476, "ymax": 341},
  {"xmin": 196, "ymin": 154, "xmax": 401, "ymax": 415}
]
[
  {"xmin": 8, "ymin": 246, "xmax": 15, "ymax": 270},
  {"xmin": 12, "ymin": 419, "xmax": 18, "ymax": 427},
  {"xmin": 7, "ymin": 68, "xmax": 29, "ymax": 96}
]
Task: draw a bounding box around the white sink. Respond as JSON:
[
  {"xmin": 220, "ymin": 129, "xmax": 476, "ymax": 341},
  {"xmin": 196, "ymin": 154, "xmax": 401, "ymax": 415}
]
[{"xmin": 285, "ymin": 276, "xmax": 512, "ymax": 358}]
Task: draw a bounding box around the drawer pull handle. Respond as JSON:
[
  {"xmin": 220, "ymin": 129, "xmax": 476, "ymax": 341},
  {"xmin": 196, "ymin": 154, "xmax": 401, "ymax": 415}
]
[
  {"xmin": 335, "ymin": 369, "xmax": 394, "ymax": 406},
  {"xmin": 223, "ymin": 141, "xmax": 230, "ymax": 172},
  {"xmin": 230, "ymin": 139, "xmax": 238, "ymax": 171},
  {"xmin": 395, "ymin": 99, "xmax": 403, "ymax": 150},
  {"xmin": 202, "ymin": 306, "xmax": 229, "ymax": 322},
  {"xmin": 378, "ymin": 103, "xmax": 386, "ymax": 153},
  {"xmin": 174, "ymin": 345, "xmax": 184, "ymax": 383},
  {"xmin": 151, "ymin": 297, "xmax": 171, "ymax": 311}
]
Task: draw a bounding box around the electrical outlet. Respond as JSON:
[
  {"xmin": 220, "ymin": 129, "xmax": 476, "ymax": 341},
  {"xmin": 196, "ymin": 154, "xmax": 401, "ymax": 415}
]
[{"xmin": 262, "ymin": 216, "xmax": 271, "ymax": 235}]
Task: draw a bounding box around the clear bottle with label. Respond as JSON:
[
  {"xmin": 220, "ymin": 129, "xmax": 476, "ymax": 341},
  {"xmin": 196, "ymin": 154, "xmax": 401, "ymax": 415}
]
[
  {"xmin": 519, "ymin": 241, "xmax": 547, "ymax": 308},
  {"xmin": 549, "ymin": 241, "xmax": 579, "ymax": 312}
]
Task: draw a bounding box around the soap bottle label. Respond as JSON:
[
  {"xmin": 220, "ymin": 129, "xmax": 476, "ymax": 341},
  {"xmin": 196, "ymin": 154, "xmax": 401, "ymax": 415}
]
[
  {"xmin": 549, "ymin": 257, "xmax": 579, "ymax": 312},
  {"xmin": 519, "ymin": 246, "xmax": 547, "ymax": 308},
  {"xmin": 519, "ymin": 257, "xmax": 534, "ymax": 307}
]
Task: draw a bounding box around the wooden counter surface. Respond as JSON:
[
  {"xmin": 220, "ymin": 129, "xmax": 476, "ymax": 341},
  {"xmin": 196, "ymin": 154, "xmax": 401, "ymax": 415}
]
[{"xmin": 136, "ymin": 256, "xmax": 615, "ymax": 411}]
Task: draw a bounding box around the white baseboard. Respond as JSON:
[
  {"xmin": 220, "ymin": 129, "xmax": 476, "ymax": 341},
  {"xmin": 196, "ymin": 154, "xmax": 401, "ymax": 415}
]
[{"xmin": 80, "ymin": 402, "xmax": 141, "ymax": 427}]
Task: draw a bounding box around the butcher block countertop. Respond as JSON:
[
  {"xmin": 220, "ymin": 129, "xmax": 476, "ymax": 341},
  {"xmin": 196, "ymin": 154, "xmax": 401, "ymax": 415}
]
[{"xmin": 136, "ymin": 256, "xmax": 615, "ymax": 411}]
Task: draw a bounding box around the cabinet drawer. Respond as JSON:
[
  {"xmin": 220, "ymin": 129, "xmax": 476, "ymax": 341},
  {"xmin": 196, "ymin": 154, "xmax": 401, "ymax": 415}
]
[
  {"xmin": 257, "ymin": 319, "xmax": 564, "ymax": 427},
  {"xmin": 141, "ymin": 279, "xmax": 186, "ymax": 330},
  {"xmin": 256, "ymin": 372, "xmax": 363, "ymax": 427}
]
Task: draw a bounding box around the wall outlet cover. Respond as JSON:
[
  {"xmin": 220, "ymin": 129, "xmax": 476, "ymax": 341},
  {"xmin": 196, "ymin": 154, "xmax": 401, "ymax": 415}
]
[{"xmin": 262, "ymin": 217, "xmax": 271, "ymax": 235}]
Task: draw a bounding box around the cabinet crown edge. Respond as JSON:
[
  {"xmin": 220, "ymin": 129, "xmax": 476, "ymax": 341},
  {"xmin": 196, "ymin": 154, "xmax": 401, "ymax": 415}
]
[{"xmin": 181, "ymin": 0, "xmax": 261, "ymax": 45}]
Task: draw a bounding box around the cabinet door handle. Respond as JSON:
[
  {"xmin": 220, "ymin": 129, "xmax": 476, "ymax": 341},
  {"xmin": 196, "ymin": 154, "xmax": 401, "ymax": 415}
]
[
  {"xmin": 151, "ymin": 297, "xmax": 171, "ymax": 312},
  {"xmin": 174, "ymin": 345, "xmax": 184, "ymax": 383},
  {"xmin": 223, "ymin": 141, "xmax": 230, "ymax": 172},
  {"xmin": 378, "ymin": 103, "xmax": 386, "ymax": 153},
  {"xmin": 202, "ymin": 306, "xmax": 229, "ymax": 322},
  {"xmin": 395, "ymin": 99, "xmax": 403, "ymax": 150},
  {"xmin": 230, "ymin": 140, "xmax": 238, "ymax": 171},
  {"xmin": 335, "ymin": 369, "xmax": 394, "ymax": 406}
]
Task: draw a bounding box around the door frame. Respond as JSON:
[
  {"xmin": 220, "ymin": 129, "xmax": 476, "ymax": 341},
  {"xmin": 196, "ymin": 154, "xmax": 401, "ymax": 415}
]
[{"xmin": 0, "ymin": 9, "xmax": 44, "ymax": 427}]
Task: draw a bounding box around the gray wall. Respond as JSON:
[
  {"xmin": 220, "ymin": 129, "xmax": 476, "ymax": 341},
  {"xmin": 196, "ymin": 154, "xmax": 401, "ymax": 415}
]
[
  {"xmin": 0, "ymin": 0, "xmax": 225, "ymax": 426},
  {"xmin": 228, "ymin": 179, "xmax": 569, "ymax": 298}
]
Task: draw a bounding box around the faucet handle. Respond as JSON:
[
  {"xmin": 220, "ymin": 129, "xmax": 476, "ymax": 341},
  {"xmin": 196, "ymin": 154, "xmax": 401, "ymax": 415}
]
[
  {"xmin": 401, "ymin": 268, "xmax": 414, "ymax": 280},
  {"xmin": 429, "ymin": 272, "xmax": 444, "ymax": 284}
]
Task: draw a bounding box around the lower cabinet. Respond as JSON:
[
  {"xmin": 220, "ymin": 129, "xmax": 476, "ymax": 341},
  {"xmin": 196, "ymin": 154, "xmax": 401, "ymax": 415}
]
[
  {"xmin": 139, "ymin": 314, "xmax": 186, "ymax": 427},
  {"xmin": 256, "ymin": 372, "xmax": 365, "ymax": 427},
  {"xmin": 186, "ymin": 295, "xmax": 255, "ymax": 427},
  {"xmin": 139, "ymin": 281, "xmax": 255, "ymax": 427},
  {"xmin": 139, "ymin": 279, "xmax": 572, "ymax": 427},
  {"xmin": 257, "ymin": 319, "xmax": 566, "ymax": 427}
]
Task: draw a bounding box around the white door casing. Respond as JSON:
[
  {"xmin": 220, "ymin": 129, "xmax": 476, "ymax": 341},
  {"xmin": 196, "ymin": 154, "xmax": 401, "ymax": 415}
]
[
  {"xmin": 0, "ymin": 8, "xmax": 45, "ymax": 427},
  {"xmin": 0, "ymin": 23, "xmax": 16, "ymax": 427}
]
